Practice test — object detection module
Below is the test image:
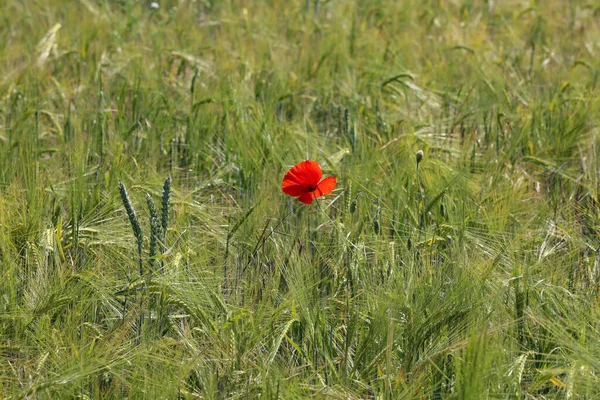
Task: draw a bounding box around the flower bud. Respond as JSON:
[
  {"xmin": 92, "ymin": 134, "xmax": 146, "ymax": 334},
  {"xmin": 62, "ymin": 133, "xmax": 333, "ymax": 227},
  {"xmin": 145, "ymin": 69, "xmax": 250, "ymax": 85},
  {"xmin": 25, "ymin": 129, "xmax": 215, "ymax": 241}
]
[{"xmin": 416, "ymin": 150, "xmax": 424, "ymax": 164}]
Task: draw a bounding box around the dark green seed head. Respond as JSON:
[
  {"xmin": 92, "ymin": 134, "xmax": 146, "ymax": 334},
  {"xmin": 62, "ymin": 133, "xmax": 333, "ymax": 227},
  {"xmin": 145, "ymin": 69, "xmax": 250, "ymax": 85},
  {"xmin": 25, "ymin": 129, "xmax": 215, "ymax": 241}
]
[{"xmin": 416, "ymin": 150, "xmax": 424, "ymax": 164}]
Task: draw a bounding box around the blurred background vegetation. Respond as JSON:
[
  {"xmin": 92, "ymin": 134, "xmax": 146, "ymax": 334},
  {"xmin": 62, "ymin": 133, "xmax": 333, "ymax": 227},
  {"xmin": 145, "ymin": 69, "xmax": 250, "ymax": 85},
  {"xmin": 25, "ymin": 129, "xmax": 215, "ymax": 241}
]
[{"xmin": 1, "ymin": 0, "xmax": 600, "ymax": 398}]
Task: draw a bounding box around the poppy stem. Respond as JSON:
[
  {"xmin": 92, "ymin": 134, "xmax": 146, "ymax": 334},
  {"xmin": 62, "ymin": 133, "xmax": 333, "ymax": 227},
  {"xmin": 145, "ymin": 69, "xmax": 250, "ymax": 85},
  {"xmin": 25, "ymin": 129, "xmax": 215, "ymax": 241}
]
[{"xmin": 416, "ymin": 162, "xmax": 422, "ymax": 237}]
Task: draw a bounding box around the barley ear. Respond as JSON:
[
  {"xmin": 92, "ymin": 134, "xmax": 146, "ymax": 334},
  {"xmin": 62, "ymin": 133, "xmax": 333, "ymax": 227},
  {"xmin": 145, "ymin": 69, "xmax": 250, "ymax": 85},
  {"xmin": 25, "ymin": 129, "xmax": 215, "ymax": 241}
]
[
  {"xmin": 146, "ymin": 193, "xmax": 162, "ymax": 268},
  {"xmin": 161, "ymin": 175, "xmax": 171, "ymax": 244},
  {"xmin": 119, "ymin": 182, "xmax": 144, "ymax": 276},
  {"xmin": 159, "ymin": 176, "xmax": 171, "ymax": 271}
]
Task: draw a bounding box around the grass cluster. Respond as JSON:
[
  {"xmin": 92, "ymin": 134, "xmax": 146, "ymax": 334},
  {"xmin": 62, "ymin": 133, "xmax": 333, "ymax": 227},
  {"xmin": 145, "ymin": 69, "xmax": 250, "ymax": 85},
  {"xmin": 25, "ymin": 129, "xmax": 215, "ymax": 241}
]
[{"xmin": 1, "ymin": 0, "xmax": 600, "ymax": 398}]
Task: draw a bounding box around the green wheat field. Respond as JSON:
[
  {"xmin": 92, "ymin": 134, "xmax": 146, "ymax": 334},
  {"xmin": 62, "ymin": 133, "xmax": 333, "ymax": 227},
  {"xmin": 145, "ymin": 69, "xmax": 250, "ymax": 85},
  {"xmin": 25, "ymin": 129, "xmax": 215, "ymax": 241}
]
[{"xmin": 2, "ymin": 0, "xmax": 600, "ymax": 398}]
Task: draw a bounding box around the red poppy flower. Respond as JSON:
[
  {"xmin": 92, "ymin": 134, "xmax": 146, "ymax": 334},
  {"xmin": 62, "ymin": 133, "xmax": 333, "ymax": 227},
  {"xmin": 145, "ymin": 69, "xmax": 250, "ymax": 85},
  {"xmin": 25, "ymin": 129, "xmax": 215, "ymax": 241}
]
[{"xmin": 282, "ymin": 160, "xmax": 337, "ymax": 204}]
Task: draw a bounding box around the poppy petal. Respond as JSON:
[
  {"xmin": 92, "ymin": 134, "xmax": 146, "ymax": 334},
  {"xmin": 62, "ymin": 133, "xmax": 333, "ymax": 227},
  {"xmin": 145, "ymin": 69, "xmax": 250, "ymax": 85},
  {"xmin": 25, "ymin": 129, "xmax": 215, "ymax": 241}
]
[
  {"xmin": 298, "ymin": 192, "xmax": 314, "ymax": 204},
  {"xmin": 314, "ymin": 176, "xmax": 336, "ymax": 198},
  {"xmin": 282, "ymin": 160, "xmax": 322, "ymax": 187},
  {"xmin": 282, "ymin": 181, "xmax": 310, "ymax": 197}
]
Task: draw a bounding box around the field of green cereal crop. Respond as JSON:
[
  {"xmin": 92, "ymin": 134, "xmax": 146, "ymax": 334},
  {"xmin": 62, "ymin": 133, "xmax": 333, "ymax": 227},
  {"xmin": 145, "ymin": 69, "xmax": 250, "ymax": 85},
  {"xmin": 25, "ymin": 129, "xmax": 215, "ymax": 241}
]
[{"xmin": 1, "ymin": 0, "xmax": 600, "ymax": 398}]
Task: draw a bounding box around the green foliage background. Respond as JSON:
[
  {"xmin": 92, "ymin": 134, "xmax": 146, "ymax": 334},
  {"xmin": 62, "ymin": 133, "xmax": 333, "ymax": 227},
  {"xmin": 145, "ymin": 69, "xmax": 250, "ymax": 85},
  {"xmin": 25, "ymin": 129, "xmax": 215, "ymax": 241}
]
[{"xmin": 1, "ymin": 0, "xmax": 600, "ymax": 398}]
